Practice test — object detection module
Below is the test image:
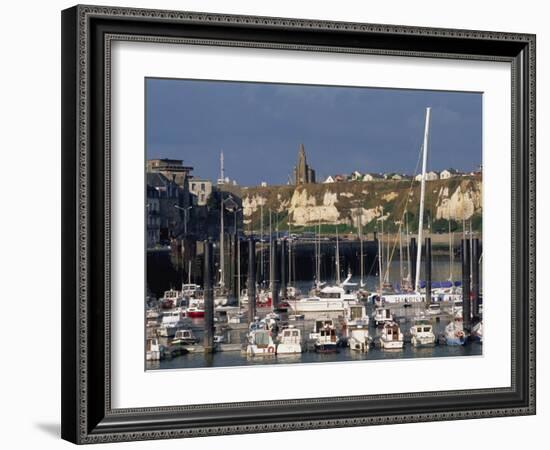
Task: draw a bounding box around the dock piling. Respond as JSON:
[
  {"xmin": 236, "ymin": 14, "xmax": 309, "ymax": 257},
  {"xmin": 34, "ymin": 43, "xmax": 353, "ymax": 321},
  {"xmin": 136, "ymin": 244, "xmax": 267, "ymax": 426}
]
[
  {"xmin": 410, "ymin": 237, "xmax": 417, "ymax": 288},
  {"xmin": 425, "ymin": 237, "xmax": 432, "ymax": 305},
  {"xmin": 471, "ymin": 237, "xmax": 480, "ymax": 319},
  {"xmin": 272, "ymin": 240, "xmax": 280, "ymax": 309},
  {"xmin": 247, "ymin": 238, "xmax": 256, "ymax": 323},
  {"xmin": 203, "ymin": 239, "xmax": 215, "ymax": 353},
  {"xmin": 280, "ymin": 239, "xmax": 287, "ymax": 299},
  {"xmin": 461, "ymin": 238, "xmax": 471, "ymax": 331}
]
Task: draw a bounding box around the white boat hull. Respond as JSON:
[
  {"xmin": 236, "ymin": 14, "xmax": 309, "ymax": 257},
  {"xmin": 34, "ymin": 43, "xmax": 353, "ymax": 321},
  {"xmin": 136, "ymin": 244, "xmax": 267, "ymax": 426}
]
[
  {"xmin": 349, "ymin": 337, "xmax": 369, "ymax": 352},
  {"xmin": 380, "ymin": 338, "xmax": 404, "ymax": 350},
  {"xmin": 246, "ymin": 344, "xmax": 276, "ymax": 356},
  {"xmin": 146, "ymin": 350, "xmax": 160, "ymax": 361},
  {"xmin": 276, "ymin": 343, "xmax": 302, "ymax": 354},
  {"xmin": 289, "ymin": 300, "xmax": 345, "ymax": 313},
  {"xmin": 411, "ymin": 334, "xmax": 436, "ymax": 347}
]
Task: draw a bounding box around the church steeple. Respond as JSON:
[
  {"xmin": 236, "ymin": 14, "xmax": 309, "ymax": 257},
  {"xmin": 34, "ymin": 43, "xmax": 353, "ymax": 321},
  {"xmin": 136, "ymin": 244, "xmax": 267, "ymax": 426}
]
[{"xmin": 293, "ymin": 143, "xmax": 316, "ymax": 185}]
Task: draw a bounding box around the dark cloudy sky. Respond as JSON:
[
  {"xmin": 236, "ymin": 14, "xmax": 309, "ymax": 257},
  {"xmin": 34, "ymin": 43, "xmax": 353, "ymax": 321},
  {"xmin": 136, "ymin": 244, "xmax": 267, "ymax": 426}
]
[{"xmin": 146, "ymin": 78, "xmax": 482, "ymax": 186}]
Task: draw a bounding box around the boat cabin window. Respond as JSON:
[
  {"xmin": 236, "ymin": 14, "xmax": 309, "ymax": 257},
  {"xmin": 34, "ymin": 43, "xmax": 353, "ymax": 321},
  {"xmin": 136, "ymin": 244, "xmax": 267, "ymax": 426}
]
[
  {"xmin": 319, "ymin": 292, "xmax": 341, "ymax": 299},
  {"xmin": 254, "ymin": 331, "xmax": 270, "ymax": 346},
  {"xmin": 350, "ymin": 307, "xmax": 363, "ymax": 319},
  {"xmin": 292, "ymin": 331, "xmax": 299, "ymax": 337},
  {"xmin": 424, "ymin": 327, "xmax": 431, "ymax": 332},
  {"xmin": 417, "ymin": 327, "xmax": 422, "ymax": 332}
]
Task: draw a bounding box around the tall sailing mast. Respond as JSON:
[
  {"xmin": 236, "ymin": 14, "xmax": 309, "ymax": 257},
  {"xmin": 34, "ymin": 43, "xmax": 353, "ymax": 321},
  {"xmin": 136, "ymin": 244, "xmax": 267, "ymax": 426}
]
[
  {"xmin": 316, "ymin": 217, "xmax": 321, "ymax": 288},
  {"xmin": 380, "ymin": 206, "xmax": 385, "ymax": 285},
  {"xmin": 377, "ymin": 224, "xmax": 383, "ymax": 293},
  {"xmin": 219, "ymin": 151, "xmax": 225, "ymax": 287},
  {"xmin": 335, "ymin": 225, "xmax": 341, "ymax": 285},
  {"xmin": 415, "ymin": 107, "xmax": 431, "ymax": 292},
  {"xmin": 260, "ymin": 202, "xmax": 264, "ymax": 284},
  {"xmin": 358, "ymin": 211, "xmax": 365, "ymax": 288},
  {"xmin": 269, "ymin": 210, "xmax": 273, "ymax": 290},
  {"xmin": 406, "ymin": 213, "xmax": 411, "ymax": 284},
  {"xmin": 399, "ymin": 227, "xmax": 404, "ymax": 287},
  {"xmin": 448, "ymin": 219, "xmax": 453, "ymax": 281}
]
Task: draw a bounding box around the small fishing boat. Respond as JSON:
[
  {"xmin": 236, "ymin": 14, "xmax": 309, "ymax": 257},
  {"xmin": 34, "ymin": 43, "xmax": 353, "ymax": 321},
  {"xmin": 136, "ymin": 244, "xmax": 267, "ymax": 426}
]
[
  {"xmin": 410, "ymin": 317, "xmax": 436, "ymax": 347},
  {"xmin": 157, "ymin": 310, "xmax": 189, "ymax": 337},
  {"xmin": 228, "ymin": 310, "xmax": 247, "ymax": 324},
  {"xmin": 146, "ymin": 307, "xmax": 161, "ymax": 322},
  {"xmin": 346, "ymin": 304, "xmax": 369, "ymax": 327},
  {"xmin": 348, "ymin": 326, "xmax": 369, "ymax": 352},
  {"xmin": 246, "ymin": 327, "xmax": 276, "ymax": 356},
  {"xmin": 372, "ymin": 307, "xmax": 393, "ymax": 326},
  {"xmin": 160, "ymin": 288, "xmax": 182, "ymax": 309},
  {"xmin": 380, "ymin": 321, "xmax": 404, "ymax": 350},
  {"xmin": 426, "ymin": 303, "xmax": 442, "ymax": 316},
  {"xmin": 186, "ymin": 299, "xmax": 205, "ymax": 318},
  {"xmin": 445, "ymin": 317, "xmax": 467, "ymax": 345},
  {"xmin": 277, "ymin": 326, "xmax": 302, "ymax": 354},
  {"xmin": 146, "ymin": 338, "xmax": 161, "ymax": 361},
  {"xmin": 171, "ymin": 329, "xmax": 198, "ymax": 346},
  {"xmin": 181, "ymin": 283, "xmax": 201, "ymax": 297},
  {"xmin": 471, "ymin": 321, "xmax": 483, "ymax": 342},
  {"xmin": 310, "ymin": 319, "xmax": 339, "ymax": 353}
]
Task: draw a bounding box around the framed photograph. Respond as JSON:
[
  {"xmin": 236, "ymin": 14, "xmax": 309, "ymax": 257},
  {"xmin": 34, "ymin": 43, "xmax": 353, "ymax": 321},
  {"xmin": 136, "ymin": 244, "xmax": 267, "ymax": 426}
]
[{"xmin": 61, "ymin": 5, "xmax": 536, "ymax": 444}]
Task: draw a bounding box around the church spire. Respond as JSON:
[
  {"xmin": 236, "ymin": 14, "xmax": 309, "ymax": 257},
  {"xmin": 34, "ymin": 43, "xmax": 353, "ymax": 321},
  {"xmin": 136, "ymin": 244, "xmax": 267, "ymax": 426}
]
[{"xmin": 293, "ymin": 143, "xmax": 316, "ymax": 185}]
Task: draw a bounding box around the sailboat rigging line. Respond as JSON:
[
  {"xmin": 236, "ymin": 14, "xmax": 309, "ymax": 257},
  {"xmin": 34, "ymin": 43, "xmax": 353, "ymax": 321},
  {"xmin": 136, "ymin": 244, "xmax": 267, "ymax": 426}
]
[{"xmin": 381, "ymin": 132, "xmax": 425, "ymax": 287}]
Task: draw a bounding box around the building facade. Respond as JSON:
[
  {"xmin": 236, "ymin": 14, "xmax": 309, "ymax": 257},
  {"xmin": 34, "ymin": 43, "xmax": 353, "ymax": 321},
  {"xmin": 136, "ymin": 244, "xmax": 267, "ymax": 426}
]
[
  {"xmin": 146, "ymin": 184, "xmax": 160, "ymax": 247},
  {"xmin": 189, "ymin": 179, "xmax": 213, "ymax": 206},
  {"xmin": 146, "ymin": 158, "xmax": 193, "ymax": 186}
]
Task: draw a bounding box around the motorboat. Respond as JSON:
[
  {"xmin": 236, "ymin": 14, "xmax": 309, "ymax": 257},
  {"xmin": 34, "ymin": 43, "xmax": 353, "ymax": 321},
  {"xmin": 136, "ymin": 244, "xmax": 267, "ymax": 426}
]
[
  {"xmin": 318, "ymin": 284, "xmax": 358, "ymax": 304},
  {"xmin": 186, "ymin": 299, "xmax": 205, "ymax": 318},
  {"xmin": 146, "ymin": 307, "xmax": 161, "ymax": 322},
  {"xmin": 288, "ymin": 294, "xmax": 345, "ymax": 313},
  {"xmin": 160, "ymin": 288, "xmax": 182, "ymax": 309},
  {"xmin": 227, "ymin": 310, "xmax": 247, "ymax": 324},
  {"xmin": 348, "ymin": 326, "xmax": 369, "ymax": 352},
  {"xmin": 445, "ymin": 317, "xmax": 467, "ymax": 345},
  {"xmin": 277, "ymin": 326, "xmax": 302, "ymax": 354},
  {"xmin": 181, "ymin": 283, "xmax": 201, "ymax": 297},
  {"xmin": 345, "ymin": 304, "xmax": 369, "ymax": 327},
  {"xmin": 426, "ymin": 303, "xmax": 442, "ymax": 316},
  {"xmin": 379, "ymin": 321, "xmax": 404, "ymax": 350},
  {"xmin": 157, "ymin": 310, "xmax": 189, "ymax": 337},
  {"xmin": 471, "ymin": 321, "xmax": 483, "ymax": 342},
  {"xmin": 310, "ymin": 319, "xmax": 339, "ymax": 353},
  {"xmin": 171, "ymin": 329, "xmax": 199, "ymax": 346},
  {"xmin": 146, "ymin": 338, "xmax": 161, "ymax": 361},
  {"xmin": 246, "ymin": 328, "xmax": 276, "ymax": 356},
  {"xmin": 372, "ymin": 307, "xmax": 393, "ymax": 326},
  {"xmin": 410, "ymin": 317, "xmax": 436, "ymax": 347}
]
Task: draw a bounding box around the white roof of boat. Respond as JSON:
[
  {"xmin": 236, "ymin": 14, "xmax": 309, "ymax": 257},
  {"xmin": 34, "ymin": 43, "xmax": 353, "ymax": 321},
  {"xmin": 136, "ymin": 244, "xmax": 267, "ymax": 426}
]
[{"xmin": 320, "ymin": 286, "xmax": 344, "ymax": 293}]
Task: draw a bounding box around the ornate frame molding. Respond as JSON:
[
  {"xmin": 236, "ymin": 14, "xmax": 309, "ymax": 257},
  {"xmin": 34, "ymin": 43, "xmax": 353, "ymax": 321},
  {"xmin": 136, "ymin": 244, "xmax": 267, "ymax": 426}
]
[{"xmin": 62, "ymin": 5, "xmax": 536, "ymax": 444}]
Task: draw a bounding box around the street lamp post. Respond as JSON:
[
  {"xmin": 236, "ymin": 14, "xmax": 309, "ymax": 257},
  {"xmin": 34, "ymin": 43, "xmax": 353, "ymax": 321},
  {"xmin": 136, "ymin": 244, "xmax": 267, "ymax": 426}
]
[{"xmin": 173, "ymin": 204, "xmax": 193, "ymax": 236}]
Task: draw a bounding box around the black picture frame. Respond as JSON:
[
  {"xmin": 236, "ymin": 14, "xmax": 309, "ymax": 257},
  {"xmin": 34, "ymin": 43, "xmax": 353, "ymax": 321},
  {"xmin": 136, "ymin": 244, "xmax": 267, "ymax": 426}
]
[{"xmin": 61, "ymin": 4, "xmax": 536, "ymax": 444}]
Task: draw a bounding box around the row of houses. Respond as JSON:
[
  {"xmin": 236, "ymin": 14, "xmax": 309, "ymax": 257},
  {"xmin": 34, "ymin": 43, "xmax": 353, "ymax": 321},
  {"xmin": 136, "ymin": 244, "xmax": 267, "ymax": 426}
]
[{"xmin": 322, "ymin": 168, "xmax": 480, "ymax": 184}]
